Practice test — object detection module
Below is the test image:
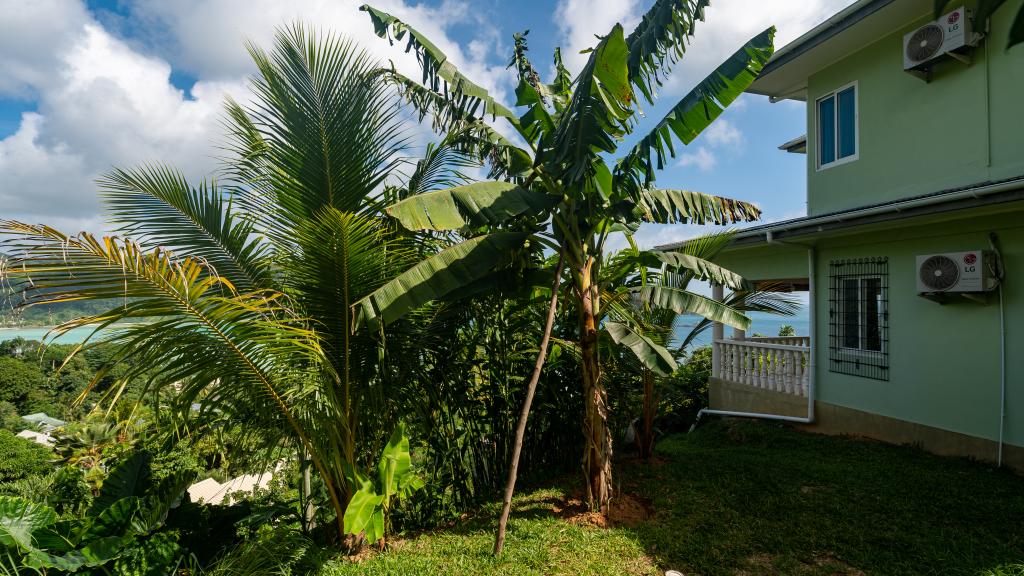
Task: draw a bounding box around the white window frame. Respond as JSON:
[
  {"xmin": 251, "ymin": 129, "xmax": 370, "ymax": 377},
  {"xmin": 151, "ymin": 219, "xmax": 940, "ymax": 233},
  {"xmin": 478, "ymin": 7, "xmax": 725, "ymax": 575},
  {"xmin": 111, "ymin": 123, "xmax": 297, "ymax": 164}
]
[
  {"xmin": 815, "ymin": 80, "xmax": 859, "ymax": 171},
  {"xmin": 838, "ymin": 275, "xmax": 886, "ymax": 355}
]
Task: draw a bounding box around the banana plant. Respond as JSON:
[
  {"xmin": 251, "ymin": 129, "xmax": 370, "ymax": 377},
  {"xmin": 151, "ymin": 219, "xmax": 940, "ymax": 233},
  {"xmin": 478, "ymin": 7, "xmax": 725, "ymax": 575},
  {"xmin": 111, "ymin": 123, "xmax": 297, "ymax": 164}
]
[
  {"xmin": 342, "ymin": 423, "xmax": 423, "ymax": 545},
  {"xmin": 357, "ymin": 1, "xmax": 776, "ymax": 550}
]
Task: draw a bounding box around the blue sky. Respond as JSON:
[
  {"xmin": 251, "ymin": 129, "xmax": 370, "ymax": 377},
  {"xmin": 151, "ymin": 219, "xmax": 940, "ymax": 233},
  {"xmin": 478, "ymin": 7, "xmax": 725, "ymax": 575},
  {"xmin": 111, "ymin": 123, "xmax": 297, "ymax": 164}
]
[{"xmin": 0, "ymin": 0, "xmax": 854, "ymax": 243}]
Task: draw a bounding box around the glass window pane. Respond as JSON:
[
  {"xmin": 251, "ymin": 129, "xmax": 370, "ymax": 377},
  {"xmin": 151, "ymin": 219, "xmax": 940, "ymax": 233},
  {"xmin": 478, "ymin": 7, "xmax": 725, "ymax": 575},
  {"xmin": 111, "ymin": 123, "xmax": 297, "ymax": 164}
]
[
  {"xmin": 838, "ymin": 87, "xmax": 856, "ymax": 159},
  {"xmin": 818, "ymin": 95, "xmax": 836, "ymax": 166},
  {"xmin": 842, "ymin": 279, "xmax": 859, "ymax": 348},
  {"xmin": 863, "ymin": 278, "xmax": 882, "ymax": 351}
]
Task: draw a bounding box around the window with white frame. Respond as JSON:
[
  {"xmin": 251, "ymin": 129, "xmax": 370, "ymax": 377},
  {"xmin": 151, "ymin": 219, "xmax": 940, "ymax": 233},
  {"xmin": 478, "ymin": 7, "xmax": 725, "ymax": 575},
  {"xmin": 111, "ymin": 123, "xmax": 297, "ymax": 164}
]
[
  {"xmin": 828, "ymin": 258, "xmax": 888, "ymax": 380},
  {"xmin": 816, "ymin": 82, "xmax": 858, "ymax": 169}
]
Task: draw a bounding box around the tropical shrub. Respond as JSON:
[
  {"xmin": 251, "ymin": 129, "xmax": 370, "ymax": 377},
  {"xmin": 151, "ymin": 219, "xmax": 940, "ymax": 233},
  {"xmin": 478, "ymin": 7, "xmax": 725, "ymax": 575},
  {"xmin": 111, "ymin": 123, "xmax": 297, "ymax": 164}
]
[
  {"xmin": 0, "ymin": 430, "xmax": 52, "ymax": 484},
  {"xmin": 0, "ymin": 452, "xmax": 195, "ymax": 573},
  {"xmin": 0, "ymin": 357, "xmax": 45, "ymax": 413}
]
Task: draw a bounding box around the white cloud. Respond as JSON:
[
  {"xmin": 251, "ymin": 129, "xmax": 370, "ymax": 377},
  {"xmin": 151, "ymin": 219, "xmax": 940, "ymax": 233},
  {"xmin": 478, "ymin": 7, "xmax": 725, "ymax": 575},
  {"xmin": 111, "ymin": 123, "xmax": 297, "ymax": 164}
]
[
  {"xmin": 704, "ymin": 119, "xmax": 743, "ymax": 149},
  {"xmin": 553, "ymin": 0, "xmax": 857, "ymax": 98},
  {"xmin": 658, "ymin": 0, "xmax": 857, "ymax": 100},
  {"xmin": 554, "ymin": 0, "xmax": 641, "ymax": 71},
  {"xmin": 122, "ymin": 0, "xmax": 510, "ymax": 102},
  {"xmin": 0, "ymin": 0, "xmax": 91, "ymax": 98},
  {"xmin": 677, "ymin": 147, "xmax": 716, "ymax": 172},
  {"xmin": 0, "ymin": 0, "xmax": 508, "ymax": 232}
]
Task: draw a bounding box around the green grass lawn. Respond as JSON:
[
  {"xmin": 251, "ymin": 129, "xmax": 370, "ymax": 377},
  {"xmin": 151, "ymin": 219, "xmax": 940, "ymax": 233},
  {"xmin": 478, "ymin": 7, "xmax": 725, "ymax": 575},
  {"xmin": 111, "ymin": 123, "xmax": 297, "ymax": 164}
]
[{"xmin": 322, "ymin": 421, "xmax": 1024, "ymax": 575}]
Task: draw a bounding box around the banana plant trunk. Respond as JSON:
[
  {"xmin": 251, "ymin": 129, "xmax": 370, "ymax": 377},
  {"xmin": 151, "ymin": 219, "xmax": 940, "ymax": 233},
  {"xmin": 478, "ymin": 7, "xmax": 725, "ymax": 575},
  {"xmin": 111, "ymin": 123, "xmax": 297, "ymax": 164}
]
[
  {"xmin": 579, "ymin": 257, "xmax": 612, "ymax": 511},
  {"xmin": 638, "ymin": 368, "xmax": 655, "ymax": 460}
]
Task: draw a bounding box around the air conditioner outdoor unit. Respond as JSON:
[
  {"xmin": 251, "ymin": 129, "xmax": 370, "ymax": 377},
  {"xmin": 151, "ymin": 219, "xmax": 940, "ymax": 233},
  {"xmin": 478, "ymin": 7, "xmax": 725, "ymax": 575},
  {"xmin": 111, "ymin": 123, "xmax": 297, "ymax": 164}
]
[
  {"xmin": 916, "ymin": 250, "xmax": 998, "ymax": 294},
  {"xmin": 903, "ymin": 6, "xmax": 975, "ymax": 71}
]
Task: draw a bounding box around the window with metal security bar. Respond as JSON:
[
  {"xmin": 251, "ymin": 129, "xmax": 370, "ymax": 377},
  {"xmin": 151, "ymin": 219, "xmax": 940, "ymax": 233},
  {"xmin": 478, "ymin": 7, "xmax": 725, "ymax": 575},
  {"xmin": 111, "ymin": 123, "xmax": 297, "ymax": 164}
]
[{"xmin": 829, "ymin": 258, "xmax": 889, "ymax": 380}]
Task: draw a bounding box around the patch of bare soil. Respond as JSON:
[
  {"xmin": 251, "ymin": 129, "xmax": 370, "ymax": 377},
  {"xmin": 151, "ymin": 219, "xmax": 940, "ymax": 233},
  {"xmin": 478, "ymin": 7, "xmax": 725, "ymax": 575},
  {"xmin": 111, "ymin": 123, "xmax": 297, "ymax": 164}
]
[
  {"xmin": 553, "ymin": 496, "xmax": 608, "ymax": 527},
  {"xmin": 607, "ymin": 493, "xmax": 652, "ymax": 527},
  {"xmin": 552, "ymin": 492, "xmax": 653, "ymax": 528}
]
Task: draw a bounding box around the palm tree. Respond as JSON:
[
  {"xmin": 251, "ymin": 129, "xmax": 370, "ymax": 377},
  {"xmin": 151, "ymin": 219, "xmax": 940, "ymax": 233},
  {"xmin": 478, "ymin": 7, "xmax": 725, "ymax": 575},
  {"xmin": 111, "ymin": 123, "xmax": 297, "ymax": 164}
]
[
  {"xmin": 0, "ymin": 26, "xmax": 439, "ymax": 541},
  {"xmin": 354, "ymin": 1, "xmax": 776, "ymax": 544}
]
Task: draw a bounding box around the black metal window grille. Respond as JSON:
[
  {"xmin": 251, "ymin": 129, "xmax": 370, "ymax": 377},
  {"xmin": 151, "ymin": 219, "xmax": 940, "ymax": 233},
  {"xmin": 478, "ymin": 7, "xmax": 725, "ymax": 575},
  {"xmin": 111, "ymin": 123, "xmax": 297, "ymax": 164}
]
[{"xmin": 828, "ymin": 257, "xmax": 889, "ymax": 380}]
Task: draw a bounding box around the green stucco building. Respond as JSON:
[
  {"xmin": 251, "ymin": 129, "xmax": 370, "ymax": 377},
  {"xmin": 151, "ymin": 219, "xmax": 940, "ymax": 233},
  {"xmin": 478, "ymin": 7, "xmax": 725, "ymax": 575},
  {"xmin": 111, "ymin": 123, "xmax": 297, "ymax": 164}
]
[{"xmin": 666, "ymin": 0, "xmax": 1024, "ymax": 470}]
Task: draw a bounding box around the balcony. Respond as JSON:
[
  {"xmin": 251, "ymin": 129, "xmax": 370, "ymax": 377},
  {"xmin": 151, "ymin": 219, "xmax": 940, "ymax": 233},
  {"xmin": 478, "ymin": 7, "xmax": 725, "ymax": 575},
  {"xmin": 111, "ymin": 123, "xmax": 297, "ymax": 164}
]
[{"xmin": 712, "ymin": 336, "xmax": 810, "ymax": 398}]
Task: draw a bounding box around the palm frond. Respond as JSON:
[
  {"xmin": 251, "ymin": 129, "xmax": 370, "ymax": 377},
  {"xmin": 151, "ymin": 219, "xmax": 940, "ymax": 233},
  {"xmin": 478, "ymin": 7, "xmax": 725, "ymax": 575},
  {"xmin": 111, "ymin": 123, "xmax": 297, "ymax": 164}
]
[
  {"xmin": 403, "ymin": 140, "xmax": 479, "ymax": 198},
  {"xmin": 605, "ymin": 321, "xmax": 676, "ymax": 376},
  {"xmin": 226, "ymin": 24, "xmax": 406, "ymax": 244},
  {"xmin": 100, "ymin": 166, "xmax": 272, "ymax": 292},
  {"xmin": 634, "ymin": 249, "xmax": 747, "ymax": 290},
  {"xmin": 678, "ymin": 285, "xmax": 802, "ymax": 351},
  {"xmin": 633, "ymin": 285, "xmax": 750, "ymax": 331}
]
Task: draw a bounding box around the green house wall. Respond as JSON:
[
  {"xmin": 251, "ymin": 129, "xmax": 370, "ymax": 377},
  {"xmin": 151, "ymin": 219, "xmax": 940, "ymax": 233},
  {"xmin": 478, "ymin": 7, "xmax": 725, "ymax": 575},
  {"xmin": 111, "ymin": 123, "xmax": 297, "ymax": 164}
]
[
  {"xmin": 715, "ymin": 207, "xmax": 1024, "ymax": 451},
  {"xmin": 805, "ymin": 0, "xmax": 1024, "ymax": 216}
]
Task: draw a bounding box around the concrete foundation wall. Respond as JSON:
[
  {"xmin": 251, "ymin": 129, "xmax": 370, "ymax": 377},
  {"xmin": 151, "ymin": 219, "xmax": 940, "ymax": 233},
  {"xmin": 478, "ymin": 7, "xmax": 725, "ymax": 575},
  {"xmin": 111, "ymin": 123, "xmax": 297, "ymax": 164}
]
[{"xmin": 710, "ymin": 378, "xmax": 1024, "ymax": 472}]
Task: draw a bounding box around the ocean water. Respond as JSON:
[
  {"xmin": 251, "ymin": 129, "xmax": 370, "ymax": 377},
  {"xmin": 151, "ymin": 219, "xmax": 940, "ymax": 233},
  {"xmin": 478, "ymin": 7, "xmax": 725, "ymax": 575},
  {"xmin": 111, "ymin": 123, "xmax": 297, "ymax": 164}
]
[
  {"xmin": 0, "ymin": 325, "xmax": 117, "ymax": 344},
  {"xmin": 1, "ymin": 312, "xmax": 811, "ymax": 348},
  {"xmin": 673, "ymin": 311, "xmax": 810, "ymax": 350}
]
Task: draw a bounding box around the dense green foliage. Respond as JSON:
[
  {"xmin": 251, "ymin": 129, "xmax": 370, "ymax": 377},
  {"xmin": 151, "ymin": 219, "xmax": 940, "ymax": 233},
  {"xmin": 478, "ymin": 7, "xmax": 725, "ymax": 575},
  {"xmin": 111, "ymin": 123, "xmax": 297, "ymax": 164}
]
[
  {"xmin": 357, "ymin": 0, "xmax": 775, "ymax": 518},
  {"xmin": 0, "ymin": 430, "xmax": 53, "ymax": 483},
  {"xmin": 0, "ymin": 338, "xmax": 130, "ymax": 420},
  {"xmin": 0, "ymin": 2, "xmax": 835, "ymax": 573}
]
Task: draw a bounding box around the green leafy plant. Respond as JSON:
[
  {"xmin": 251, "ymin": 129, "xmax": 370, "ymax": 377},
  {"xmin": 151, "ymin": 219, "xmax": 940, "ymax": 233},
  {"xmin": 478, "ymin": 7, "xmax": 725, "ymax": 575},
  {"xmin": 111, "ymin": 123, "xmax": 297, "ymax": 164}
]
[
  {"xmin": 0, "ymin": 452, "xmax": 195, "ymax": 573},
  {"xmin": 0, "ymin": 25, "xmax": 443, "ymax": 541},
  {"xmin": 343, "ymin": 424, "xmax": 423, "ymax": 545},
  {"xmin": 357, "ymin": 1, "xmax": 775, "ymax": 554},
  {"xmin": 0, "ymin": 430, "xmax": 52, "ymax": 484}
]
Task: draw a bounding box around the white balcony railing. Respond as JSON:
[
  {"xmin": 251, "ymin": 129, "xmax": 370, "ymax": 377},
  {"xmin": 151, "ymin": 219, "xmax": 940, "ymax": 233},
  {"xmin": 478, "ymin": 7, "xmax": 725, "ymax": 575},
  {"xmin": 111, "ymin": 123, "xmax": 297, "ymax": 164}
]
[
  {"xmin": 713, "ymin": 339, "xmax": 810, "ymax": 397},
  {"xmin": 746, "ymin": 336, "xmax": 812, "ymax": 348}
]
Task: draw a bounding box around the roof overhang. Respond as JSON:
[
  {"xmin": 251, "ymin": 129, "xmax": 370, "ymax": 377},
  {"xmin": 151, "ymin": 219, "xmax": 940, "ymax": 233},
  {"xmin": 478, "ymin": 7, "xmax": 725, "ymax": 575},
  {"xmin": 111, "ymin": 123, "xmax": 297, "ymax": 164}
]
[
  {"xmin": 778, "ymin": 134, "xmax": 807, "ymax": 154},
  {"xmin": 656, "ymin": 176, "xmax": 1024, "ymax": 251},
  {"xmin": 748, "ymin": 0, "xmax": 933, "ymax": 101}
]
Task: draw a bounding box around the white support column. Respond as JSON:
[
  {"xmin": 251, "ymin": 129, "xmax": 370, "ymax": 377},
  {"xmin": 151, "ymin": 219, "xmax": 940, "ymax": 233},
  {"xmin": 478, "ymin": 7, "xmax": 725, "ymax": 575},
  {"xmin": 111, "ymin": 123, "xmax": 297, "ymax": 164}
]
[{"xmin": 711, "ymin": 284, "xmax": 724, "ymax": 378}]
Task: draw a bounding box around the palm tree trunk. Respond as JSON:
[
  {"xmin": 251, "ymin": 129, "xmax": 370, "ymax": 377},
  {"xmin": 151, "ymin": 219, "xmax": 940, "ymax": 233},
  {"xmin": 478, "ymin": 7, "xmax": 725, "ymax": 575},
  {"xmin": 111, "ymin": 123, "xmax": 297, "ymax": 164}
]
[
  {"xmin": 300, "ymin": 449, "xmax": 315, "ymax": 534},
  {"xmin": 493, "ymin": 252, "xmax": 564, "ymax": 557},
  {"xmin": 580, "ymin": 257, "xmax": 612, "ymax": 511},
  {"xmin": 639, "ymin": 368, "xmax": 655, "ymax": 460}
]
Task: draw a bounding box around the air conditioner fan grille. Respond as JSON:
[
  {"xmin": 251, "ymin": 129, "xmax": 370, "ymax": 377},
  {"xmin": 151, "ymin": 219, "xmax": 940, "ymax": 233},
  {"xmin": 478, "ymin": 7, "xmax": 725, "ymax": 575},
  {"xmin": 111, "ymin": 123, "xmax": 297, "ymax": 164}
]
[
  {"xmin": 907, "ymin": 24, "xmax": 945, "ymax": 63},
  {"xmin": 920, "ymin": 255, "xmax": 959, "ymax": 291}
]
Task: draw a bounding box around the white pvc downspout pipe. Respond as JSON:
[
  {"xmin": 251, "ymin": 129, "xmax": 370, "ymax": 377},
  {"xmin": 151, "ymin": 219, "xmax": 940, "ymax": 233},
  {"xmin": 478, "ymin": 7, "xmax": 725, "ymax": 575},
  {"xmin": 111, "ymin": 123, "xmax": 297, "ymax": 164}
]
[{"xmin": 691, "ymin": 244, "xmax": 817, "ymax": 430}]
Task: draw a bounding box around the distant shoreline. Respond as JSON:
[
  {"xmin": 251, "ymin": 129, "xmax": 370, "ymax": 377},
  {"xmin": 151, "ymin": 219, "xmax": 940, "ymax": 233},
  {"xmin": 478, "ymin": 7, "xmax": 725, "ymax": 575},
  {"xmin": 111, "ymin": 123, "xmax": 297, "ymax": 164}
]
[{"xmin": 0, "ymin": 324, "xmax": 131, "ymax": 344}]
